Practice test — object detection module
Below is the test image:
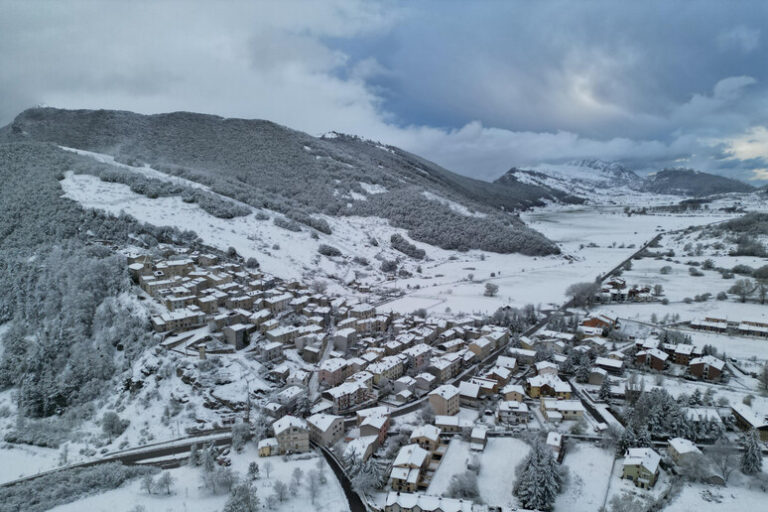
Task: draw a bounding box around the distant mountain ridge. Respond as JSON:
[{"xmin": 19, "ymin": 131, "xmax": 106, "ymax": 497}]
[
  {"xmin": 643, "ymin": 168, "xmax": 754, "ymax": 196},
  {"xmin": 494, "ymin": 159, "xmax": 753, "ymax": 200}
]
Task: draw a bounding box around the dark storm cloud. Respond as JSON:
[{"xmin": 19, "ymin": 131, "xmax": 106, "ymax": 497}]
[{"xmin": 1, "ymin": 0, "xmax": 767, "ymax": 182}]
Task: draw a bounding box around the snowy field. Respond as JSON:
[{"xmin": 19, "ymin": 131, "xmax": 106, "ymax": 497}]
[
  {"xmin": 379, "ymin": 208, "xmax": 734, "ymax": 316},
  {"xmin": 47, "ymin": 446, "xmax": 349, "ymax": 512},
  {"xmin": 477, "ymin": 437, "xmax": 530, "ymax": 507},
  {"xmin": 555, "ymin": 443, "xmax": 615, "ymax": 512},
  {"xmin": 425, "ymin": 436, "xmax": 530, "ymax": 507},
  {"xmin": 59, "ymin": 162, "xmax": 736, "ymax": 317},
  {"xmin": 0, "ymin": 442, "xmax": 60, "ymax": 485},
  {"xmin": 666, "ymin": 481, "xmax": 768, "ymax": 512},
  {"xmin": 426, "ymin": 438, "xmax": 472, "ymax": 496}
]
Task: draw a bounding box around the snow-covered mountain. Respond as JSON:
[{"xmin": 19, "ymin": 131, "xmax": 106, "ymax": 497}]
[
  {"xmin": 1, "ymin": 107, "xmax": 560, "ymax": 258},
  {"xmin": 643, "ymin": 168, "xmax": 755, "ymax": 196},
  {"xmin": 495, "ymin": 159, "xmax": 754, "ymax": 203},
  {"xmin": 495, "ymin": 159, "xmax": 644, "ymax": 201}
]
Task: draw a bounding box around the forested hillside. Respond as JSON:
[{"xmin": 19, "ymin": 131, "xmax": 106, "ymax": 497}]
[
  {"xmin": 1, "ymin": 108, "xmax": 559, "ymax": 256},
  {"xmin": 0, "ymin": 142, "xmax": 196, "ymax": 437}
]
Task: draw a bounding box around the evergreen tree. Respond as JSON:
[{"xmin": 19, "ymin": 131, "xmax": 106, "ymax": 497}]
[
  {"xmin": 223, "ymin": 482, "xmax": 260, "ymax": 512},
  {"xmin": 741, "ymin": 430, "xmax": 763, "ymax": 475},
  {"xmin": 514, "ymin": 440, "xmax": 562, "ymax": 511},
  {"xmin": 575, "ymin": 353, "xmax": 591, "ymax": 383},
  {"xmin": 188, "ymin": 444, "xmax": 199, "ymax": 467},
  {"xmin": 598, "ymin": 378, "xmax": 612, "ymax": 401},
  {"xmin": 202, "ymin": 445, "xmax": 216, "ymax": 473}
]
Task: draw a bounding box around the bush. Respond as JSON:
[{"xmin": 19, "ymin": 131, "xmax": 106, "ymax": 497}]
[
  {"xmin": 484, "ymin": 282, "xmax": 499, "ymax": 297},
  {"xmin": 0, "ymin": 462, "xmax": 154, "ymax": 512},
  {"xmin": 273, "ymin": 217, "xmax": 301, "ymax": 232},
  {"xmin": 317, "ymin": 244, "xmax": 342, "ymax": 257},
  {"xmin": 732, "ymin": 264, "xmax": 754, "ymax": 276},
  {"xmin": 660, "ymin": 266, "xmax": 672, "ymax": 275},
  {"xmin": 380, "ymin": 260, "xmax": 398, "ymax": 273},
  {"xmin": 390, "ymin": 234, "xmax": 425, "ymax": 260},
  {"xmin": 716, "ymin": 291, "xmax": 728, "ymax": 300}
]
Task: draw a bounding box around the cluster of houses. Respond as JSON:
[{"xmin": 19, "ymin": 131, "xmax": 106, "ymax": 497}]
[
  {"xmin": 633, "ymin": 337, "xmax": 725, "ymax": 381},
  {"xmin": 596, "ymin": 278, "xmax": 658, "ymax": 303},
  {"xmin": 691, "ymin": 317, "xmax": 768, "ymax": 339}
]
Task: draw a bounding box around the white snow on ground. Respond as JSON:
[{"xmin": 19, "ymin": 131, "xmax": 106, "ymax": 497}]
[
  {"xmin": 555, "ymin": 443, "xmax": 615, "ymax": 512},
  {"xmin": 60, "ymin": 147, "xmax": 211, "ymax": 191},
  {"xmin": 60, "ymin": 172, "xmax": 419, "ymax": 285},
  {"xmin": 477, "ymin": 437, "xmax": 530, "ymax": 507},
  {"xmin": 48, "ymin": 445, "xmax": 349, "ymax": 512},
  {"xmin": 379, "ymin": 207, "xmax": 734, "ymax": 316},
  {"xmin": 667, "ymin": 481, "xmax": 768, "ymax": 511},
  {"xmin": 426, "ymin": 438, "xmax": 471, "ymax": 496},
  {"xmin": 421, "ymin": 191, "xmax": 487, "ymax": 218},
  {"xmin": 426, "ymin": 436, "xmax": 530, "ymax": 506},
  {"xmin": 359, "ymin": 182, "xmax": 387, "ymax": 194},
  {"xmin": 0, "ymin": 442, "xmax": 60, "ymax": 485}
]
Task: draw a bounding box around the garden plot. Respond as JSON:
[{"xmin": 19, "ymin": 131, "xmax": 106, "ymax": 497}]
[
  {"xmin": 555, "ymin": 443, "xmax": 615, "ymax": 512},
  {"xmin": 603, "ymin": 455, "xmax": 671, "ymax": 508},
  {"xmin": 477, "ymin": 437, "xmax": 531, "ymax": 507},
  {"xmin": 426, "ymin": 438, "xmax": 472, "ymax": 497},
  {"xmin": 425, "ymin": 436, "xmax": 530, "ymax": 507},
  {"xmin": 666, "ymin": 481, "xmax": 768, "ymax": 511}
]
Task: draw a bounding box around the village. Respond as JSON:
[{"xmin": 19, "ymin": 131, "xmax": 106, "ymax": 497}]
[{"xmin": 123, "ymin": 241, "xmax": 768, "ymax": 512}]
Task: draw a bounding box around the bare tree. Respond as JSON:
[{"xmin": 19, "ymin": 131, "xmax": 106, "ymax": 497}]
[
  {"xmin": 263, "ymin": 460, "xmax": 273, "ymax": 479},
  {"xmin": 157, "ymin": 472, "xmax": 174, "ymax": 495},
  {"xmin": 141, "ymin": 474, "xmax": 154, "ymax": 495},
  {"xmin": 566, "ymin": 281, "xmax": 600, "ymax": 307},
  {"xmin": 707, "ymin": 440, "xmax": 737, "ymax": 484},
  {"xmin": 484, "ymin": 282, "xmax": 499, "ymax": 297},
  {"xmin": 273, "ymin": 480, "xmax": 288, "ymax": 502},
  {"xmin": 307, "ymin": 469, "xmax": 320, "ymax": 504},
  {"xmin": 729, "ymin": 278, "xmax": 755, "ymax": 303}
]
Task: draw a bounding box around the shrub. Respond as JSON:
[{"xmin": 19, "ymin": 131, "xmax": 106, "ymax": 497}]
[
  {"xmin": 317, "ymin": 244, "xmax": 342, "ymax": 257},
  {"xmin": 381, "ymin": 260, "xmax": 398, "ymax": 273},
  {"xmin": 390, "ymin": 234, "xmax": 425, "ymax": 260},
  {"xmin": 273, "ymin": 217, "xmax": 301, "ymax": 232}
]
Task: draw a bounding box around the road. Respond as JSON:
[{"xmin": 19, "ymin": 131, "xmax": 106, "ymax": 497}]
[
  {"xmin": 315, "ymin": 442, "xmax": 368, "ymax": 512},
  {"xmin": 0, "ymin": 430, "xmax": 232, "ymax": 489}
]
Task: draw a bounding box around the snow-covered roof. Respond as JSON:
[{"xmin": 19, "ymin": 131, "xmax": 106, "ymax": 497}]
[
  {"xmin": 257, "ymin": 437, "xmax": 278, "ymax": 449},
  {"xmin": 430, "ymin": 384, "xmax": 459, "ymax": 400},
  {"xmin": 595, "ymin": 356, "xmax": 623, "ymax": 369},
  {"xmin": 384, "ymin": 492, "xmax": 474, "ymax": 512},
  {"xmin": 410, "ymin": 424, "xmax": 441, "ymax": 442},
  {"xmin": 496, "ymin": 355, "xmax": 517, "ymax": 369},
  {"xmin": 624, "ymin": 447, "xmax": 660, "ymax": 473},
  {"xmin": 319, "ymin": 357, "xmax": 347, "ymax": 372},
  {"xmin": 527, "ymin": 374, "xmax": 571, "ymax": 393},
  {"xmin": 668, "ymin": 437, "xmax": 701, "ymax": 455},
  {"xmin": 272, "ymin": 415, "xmax": 307, "ymax": 435},
  {"xmin": 393, "ymin": 444, "xmax": 430, "ymax": 468},
  {"xmin": 501, "ymin": 383, "xmax": 525, "ymax": 395},
  {"xmin": 732, "ymin": 403, "xmax": 768, "ymax": 428},
  {"xmin": 547, "ymin": 431, "xmax": 562, "ymax": 448},
  {"xmin": 458, "ymin": 381, "xmax": 480, "ymax": 399},
  {"xmin": 499, "ymin": 400, "xmax": 529, "ymax": 413},
  {"xmin": 344, "ymin": 435, "xmax": 377, "ymax": 461},
  {"xmin": 689, "ymin": 355, "xmax": 725, "ymax": 370},
  {"xmin": 306, "ymin": 413, "xmax": 341, "ymax": 432}
]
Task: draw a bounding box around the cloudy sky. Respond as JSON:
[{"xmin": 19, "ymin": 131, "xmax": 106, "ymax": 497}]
[{"xmin": 2, "ymin": 1, "xmax": 768, "ymax": 182}]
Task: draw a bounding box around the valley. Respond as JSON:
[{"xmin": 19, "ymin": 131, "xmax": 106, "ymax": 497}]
[{"xmin": 1, "ymin": 109, "xmax": 767, "ymax": 512}]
